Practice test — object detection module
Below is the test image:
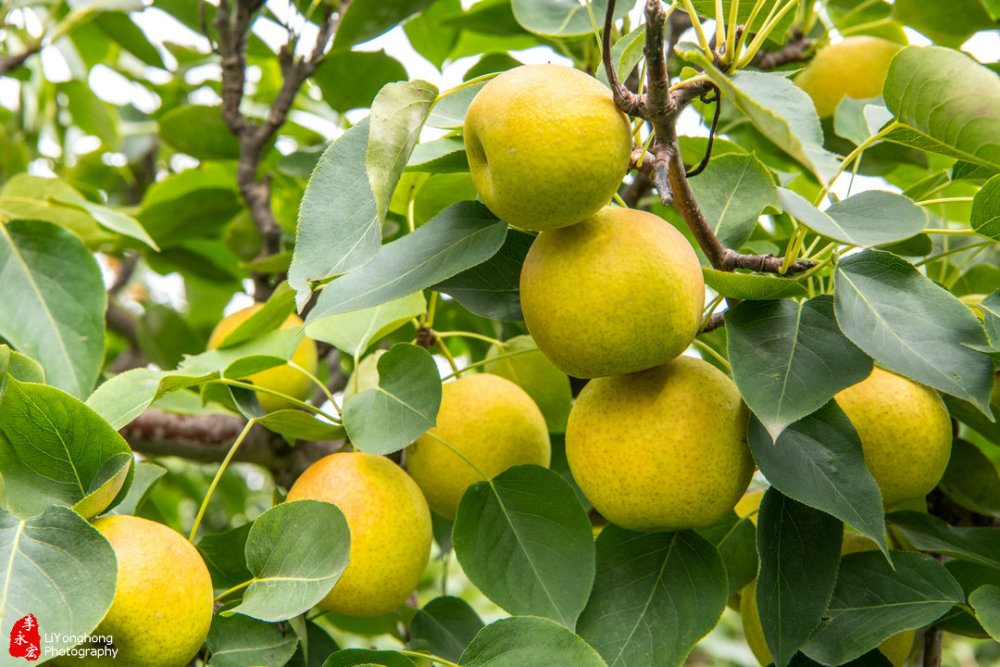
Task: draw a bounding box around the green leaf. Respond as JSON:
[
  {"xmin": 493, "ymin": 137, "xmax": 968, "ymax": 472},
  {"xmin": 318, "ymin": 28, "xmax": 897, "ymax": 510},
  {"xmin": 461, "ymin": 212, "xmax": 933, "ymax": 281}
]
[
  {"xmin": 214, "ymin": 285, "xmax": 297, "ymax": 349},
  {"xmin": 597, "ymin": 25, "xmax": 646, "ymax": 88},
  {"xmin": 939, "ymin": 439, "xmax": 1000, "ymax": 515},
  {"xmin": 983, "ymin": 289, "xmax": 1000, "ymax": 349},
  {"xmin": 409, "ymin": 596, "xmax": 484, "ymax": 662},
  {"xmin": 834, "ymin": 99, "xmax": 893, "ymax": 146},
  {"xmin": 59, "ymin": 79, "xmax": 118, "ymax": 146},
  {"xmin": 802, "ymin": 551, "xmax": 965, "ymax": 665},
  {"xmin": 332, "ymin": 0, "xmax": 435, "ymax": 49},
  {"xmin": 686, "ymin": 55, "xmax": 840, "ymax": 183},
  {"xmin": 256, "ymin": 410, "xmax": 345, "ymax": 441},
  {"xmin": 727, "ymin": 297, "xmax": 873, "ymax": 438},
  {"xmin": 306, "ymin": 201, "xmax": 507, "ymax": 321},
  {"xmin": 0, "ymin": 344, "xmax": 44, "ymax": 384},
  {"xmin": 833, "ymin": 249, "xmax": 994, "ymax": 414},
  {"xmin": 969, "ymin": 585, "xmax": 1000, "ymax": 641},
  {"xmin": 289, "ymin": 619, "xmax": 340, "ymax": 667},
  {"xmin": 0, "ymin": 175, "xmax": 110, "ymax": 247},
  {"xmin": 72, "ymin": 452, "xmax": 133, "ymax": 520},
  {"xmin": 306, "ymin": 292, "xmax": 426, "ymax": 360},
  {"xmin": 971, "ymin": 174, "xmax": 1000, "ymax": 240},
  {"xmin": 137, "ymin": 165, "xmax": 241, "ymax": 248},
  {"xmin": 702, "ymin": 268, "xmax": 807, "ymax": 300},
  {"xmin": 460, "ymin": 616, "xmax": 607, "ymax": 667},
  {"xmin": 695, "ymin": 511, "xmax": 758, "ymax": 596},
  {"xmin": 483, "ymin": 335, "xmax": 572, "ymax": 434},
  {"xmin": 778, "ymin": 189, "xmax": 927, "ymax": 246},
  {"xmin": 52, "ymin": 196, "xmax": 159, "ymax": 249},
  {"xmin": 426, "ymin": 81, "xmax": 486, "ymax": 129},
  {"xmin": 206, "ymin": 613, "xmax": 299, "ymax": 667},
  {"xmin": 368, "ymin": 80, "xmax": 438, "ymax": 222},
  {"xmin": 691, "ymin": 153, "xmax": 779, "ymax": 249},
  {"xmin": 198, "ymin": 524, "xmax": 253, "ymax": 591},
  {"xmin": 342, "ymin": 343, "xmax": 442, "ymax": 455},
  {"xmin": 289, "ymin": 119, "xmax": 380, "ymax": 306},
  {"xmin": 576, "ymin": 526, "xmax": 727, "ymax": 666},
  {"xmin": 0, "ymin": 506, "xmax": 117, "ymax": 660},
  {"xmin": 746, "ymin": 404, "xmax": 889, "ymax": 556},
  {"xmin": 433, "ymin": 229, "xmax": 532, "ymax": 321},
  {"xmin": 312, "ymin": 50, "xmax": 408, "ymax": 113},
  {"xmin": 756, "ymin": 489, "xmax": 843, "ymax": 667},
  {"xmin": 86, "ymin": 368, "xmax": 217, "ymax": 430},
  {"xmin": 159, "ymin": 105, "xmax": 241, "ymax": 160},
  {"xmin": 454, "ymin": 465, "xmax": 595, "ymax": 629},
  {"xmin": 230, "ymin": 500, "xmax": 351, "ymax": 622},
  {"xmin": 407, "ymin": 137, "xmax": 469, "ymax": 173},
  {"xmin": 888, "ymin": 510, "xmax": 1000, "ymax": 569},
  {"xmin": 691, "ymin": 0, "xmax": 796, "ymax": 36},
  {"xmin": 107, "ymin": 461, "xmax": 166, "ymax": 516},
  {"xmin": 324, "ymin": 650, "xmax": 415, "ymax": 666},
  {"xmin": 893, "ymin": 0, "xmax": 996, "ymax": 46},
  {"xmin": 883, "ymin": 46, "xmax": 1000, "ymax": 171},
  {"xmin": 0, "ymin": 378, "xmax": 133, "ymax": 518},
  {"xmin": 403, "ymin": 0, "xmax": 460, "ymax": 70},
  {"xmin": 93, "ymin": 11, "xmax": 165, "ymax": 68},
  {"xmin": 511, "ymin": 0, "xmax": 629, "ymax": 37},
  {"xmin": 0, "ymin": 220, "xmax": 106, "ymax": 397}
]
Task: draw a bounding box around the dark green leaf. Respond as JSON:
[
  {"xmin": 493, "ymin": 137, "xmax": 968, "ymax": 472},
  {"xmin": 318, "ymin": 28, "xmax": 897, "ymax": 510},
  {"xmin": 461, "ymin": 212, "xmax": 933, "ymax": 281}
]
[
  {"xmin": 332, "ymin": 0, "xmax": 435, "ymax": 49},
  {"xmin": 0, "ymin": 220, "xmax": 105, "ymax": 397},
  {"xmin": 939, "ymin": 439, "xmax": 1000, "ymax": 514},
  {"xmin": 409, "ymin": 596, "xmax": 484, "ymax": 662},
  {"xmin": 969, "ymin": 585, "xmax": 1000, "ymax": 641},
  {"xmin": 454, "ymin": 465, "xmax": 594, "ymax": 629},
  {"xmin": 159, "ymin": 105, "xmax": 240, "ymax": 160},
  {"xmin": 289, "ymin": 619, "xmax": 340, "ymax": 667},
  {"xmin": 691, "ymin": 153, "xmax": 779, "ymax": 249},
  {"xmin": 834, "ymin": 249, "xmax": 994, "ymax": 413},
  {"xmin": 747, "ymin": 404, "xmax": 889, "ymax": 555},
  {"xmin": 434, "ymin": 229, "xmax": 532, "ymax": 321},
  {"xmin": 702, "ymin": 268, "xmax": 807, "ymax": 300},
  {"xmin": 756, "ymin": 489, "xmax": 842, "ymax": 667},
  {"xmin": 342, "ymin": 344, "xmax": 442, "ymax": 455},
  {"xmin": 802, "ymin": 551, "xmax": 965, "ymax": 665},
  {"xmin": 779, "ymin": 189, "xmax": 927, "ymax": 246},
  {"xmin": 94, "ymin": 12, "xmax": 165, "ymax": 67},
  {"xmin": 306, "ymin": 202, "xmax": 507, "ymax": 320},
  {"xmin": 312, "ymin": 50, "xmax": 407, "ymax": 112},
  {"xmin": 324, "ymin": 649, "xmax": 415, "ymax": 666},
  {"xmin": 511, "ymin": 0, "xmax": 629, "ymax": 37},
  {"xmin": 888, "ymin": 510, "xmax": 1000, "ymax": 568},
  {"xmin": 257, "ymin": 410, "xmax": 345, "ymax": 441},
  {"xmin": 460, "ymin": 616, "xmax": 606, "ymax": 666},
  {"xmin": 695, "ymin": 511, "xmax": 758, "ymax": 596},
  {"xmin": 971, "ymin": 174, "xmax": 1000, "ymax": 240},
  {"xmin": 727, "ymin": 297, "xmax": 873, "ymax": 438},
  {"xmin": 206, "ymin": 613, "xmax": 299, "ymax": 667},
  {"xmin": 577, "ymin": 526, "xmax": 727, "ymax": 666},
  {"xmin": 983, "ymin": 289, "xmax": 1000, "ymax": 349},
  {"xmin": 198, "ymin": 523, "xmax": 254, "ymax": 591}
]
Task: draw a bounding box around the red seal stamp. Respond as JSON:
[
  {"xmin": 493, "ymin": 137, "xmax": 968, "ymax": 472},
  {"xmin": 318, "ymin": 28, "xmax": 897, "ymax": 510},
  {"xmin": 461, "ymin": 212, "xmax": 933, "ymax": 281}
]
[{"xmin": 9, "ymin": 614, "xmax": 40, "ymax": 661}]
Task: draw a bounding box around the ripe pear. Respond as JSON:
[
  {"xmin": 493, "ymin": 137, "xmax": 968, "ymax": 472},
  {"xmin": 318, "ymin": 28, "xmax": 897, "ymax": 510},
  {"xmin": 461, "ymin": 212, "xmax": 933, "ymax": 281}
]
[
  {"xmin": 484, "ymin": 335, "xmax": 572, "ymax": 433},
  {"xmin": 735, "ymin": 488, "xmax": 766, "ymax": 526},
  {"xmin": 55, "ymin": 515, "xmax": 214, "ymax": 666},
  {"xmin": 834, "ymin": 367, "xmax": 952, "ymax": 508},
  {"xmin": 286, "ymin": 452, "xmax": 431, "ymax": 617},
  {"xmin": 207, "ymin": 303, "xmax": 318, "ymax": 412},
  {"xmin": 519, "ymin": 206, "xmax": 705, "ymax": 379},
  {"xmin": 796, "ymin": 36, "xmax": 902, "ymax": 117},
  {"xmin": 463, "ymin": 64, "xmax": 632, "ymax": 231},
  {"xmin": 565, "ymin": 355, "xmax": 753, "ymax": 531},
  {"xmin": 406, "ymin": 373, "xmax": 551, "ymax": 519}
]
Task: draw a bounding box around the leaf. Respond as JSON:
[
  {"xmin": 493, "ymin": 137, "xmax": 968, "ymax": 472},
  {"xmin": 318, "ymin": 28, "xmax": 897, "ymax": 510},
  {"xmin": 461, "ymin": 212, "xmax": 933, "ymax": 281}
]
[
  {"xmin": 834, "ymin": 99, "xmax": 893, "ymax": 146},
  {"xmin": 198, "ymin": 524, "xmax": 254, "ymax": 591},
  {"xmin": 483, "ymin": 335, "xmax": 573, "ymax": 434},
  {"xmin": 576, "ymin": 526, "xmax": 728, "ymax": 667},
  {"xmin": 256, "ymin": 410, "xmax": 345, "ymax": 441},
  {"xmin": 939, "ymin": 439, "xmax": 1000, "ymax": 515},
  {"xmin": 695, "ymin": 512, "xmax": 758, "ymax": 596},
  {"xmin": 597, "ymin": 25, "xmax": 646, "ymax": 87},
  {"xmin": 702, "ymin": 268, "xmax": 807, "ymax": 300},
  {"xmin": 306, "ymin": 201, "xmax": 507, "ymax": 321},
  {"xmin": 72, "ymin": 452, "xmax": 133, "ymax": 520},
  {"xmin": 690, "ymin": 153, "xmax": 779, "ymax": 249},
  {"xmin": 51, "ymin": 196, "xmax": 159, "ymax": 249},
  {"xmin": 289, "ymin": 619, "xmax": 340, "ymax": 667},
  {"xmin": 454, "ymin": 465, "xmax": 595, "ymax": 629},
  {"xmin": 802, "ymin": 551, "xmax": 965, "ymax": 665},
  {"xmin": 833, "ymin": 249, "xmax": 994, "ymax": 414},
  {"xmin": 59, "ymin": 79, "xmax": 118, "ymax": 146},
  {"xmin": 983, "ymin": 290, "xmax": 1000, "ymax": 349},
  {"xmin": 969, "ymin": 585, "xmax": 1000, "ymax": 641},
  {"xmin": 756, "ymin": 489, "xmax": 843, "ymax": 667},
  {"xmin": 0, "ymin": 175, "xmax": 110, "ymax": 247},
  {"xmin": 778, "ymin": 189, "xmax": 927, "ymax": 246},
  {"xmin": 331, "ymin": 0, "xmax": 435, "ymax": 49},
  {"xmin": 893, "ymin": 0, "xmax": 995, "ymax": 47},
  {"xmin": 229, "ymin": 500, "xmax": 351, "ymax": 622},
  {"xmin": 86, "ymin": 368, "xmax": 217, "ymax": 430},
  {"xmin": 206, "ymin": 614, "xmax": 299, "ymax": 667},
  {"xmin": 727, "ymin": 297, "xmax": 872, "ymax": 438},
  {"xmin": 0, "ymin": 378, "xmax": 133, "ymax": 519},
  {"xmin": 306, "ymin": 292, "xmax": 426, "ymax": 360},
  {"xmin": 0, "ymin": 345, "xmax": 44, "ymax": 384},
  {"xmin": 511, "ymin": 0, "xmax": 629, "ymax": 37},
  {"xmin": 158, "ymin": 105, "xmax": 241, "ymax": 160},
  {"xmin": 312, "ymin": 50, "xmax": 408, "ymax": 113},
  {"xmin": 342, "ymin": 344, "xmax": 442, "ymax": 455},
  {"xmin": 883, "ymin": 46, "xmax": 1000, "ymax": 171},
  {"xmin": 407, "ymin": 137, "xmax": 469, "ymax": 173},
  {"xmin": 460, "ymin": 616, "xmax": 607, "ymax": 667},
  {"xmin": 887, "ymin": 510, "xmax": 1000, "ymax": 569},
  {"xmin": 686, "ymin": 54, "xmax": 840, "ymax": 183},
  {"xmin": 409, "ymin": 596, "xmax": 484, "ymax": 662},
  {"xmin": 971, "ymin": 174, "xmax": 1000, "ymax": 240},
  {"xmin": 93, "ymin": 11, "xmax": 165, "ymax": 67},
  {"xmin": 324, "ymin": 650, "xmax": 415, "ymax": 666},
  {"xmin": 107, "ymin": 461, "xmax": 166, "ymax": 517},
  {"xmin": 746, "ymin": 404, "xmax": 889, "ymax": 556},
  {"xmin": 433, "ymin": 229, "xmax": 533, "ymax": 321},
  {"xmin": 289, "ymin": 119, "xmax": 380, "ymax": 306},
  {"xmin": 367, "ymin": 80, "xmax": 438, "ymax": 222},
  {"xmin": 0, "ymin": 220, "xmax": 106, "ymax": 398},
  {"xmin": 426, "ymin": 81, "xmax": 486, "ymax": 130},
  {"xmin": 0, "ymin": 506, "xmax": 117, "ymax": 660},
  {"xmin": 137, "ymin": 165, "xmax": 241, "ymax": 248}
]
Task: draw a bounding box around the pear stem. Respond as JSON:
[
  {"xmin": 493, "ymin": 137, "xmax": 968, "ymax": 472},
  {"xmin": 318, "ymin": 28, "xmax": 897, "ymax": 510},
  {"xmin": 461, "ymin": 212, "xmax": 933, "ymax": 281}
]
[{"xmin": 188, "ymin": 418, "xmax": 256, "ymax": 542}]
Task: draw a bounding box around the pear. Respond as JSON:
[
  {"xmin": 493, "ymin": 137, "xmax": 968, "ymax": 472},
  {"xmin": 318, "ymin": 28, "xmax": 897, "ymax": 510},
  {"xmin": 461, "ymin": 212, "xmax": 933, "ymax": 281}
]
[
  {"xmin": 796, "ymin": 36, "xmax": 902, "ymax": 117},
  {"xmin": 566, "ymin": 355, "xmax": 753, "ymax": 531},
  {"xmin": 834, "ymin": 367, "xmax": 952, "ymax": 508},
  {"xmin": 464, "ymin": 64, "xmax": 632, "ymax": 231},
  {"xmin": 286, "ymin": 452, "xmax": 431, "ymax": 617},
  {"xmin": 520, "ymin": 206, "xmax": 705, "ymax": 379},
  {"xmin": 484, "ymin": 335, "xmax": 572, "ymax": 433},
  {"xmin": 406, "ymin": 373, "xmax": 551, "ymax": 519}
]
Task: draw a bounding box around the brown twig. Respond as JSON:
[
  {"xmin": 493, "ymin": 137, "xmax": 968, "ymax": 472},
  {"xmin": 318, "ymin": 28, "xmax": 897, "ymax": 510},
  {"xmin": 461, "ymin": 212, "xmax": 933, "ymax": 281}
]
[
  {"xmin": 751, "ymin": 33, "xmax": 814, "ymax": 70},
  {"xmin": 921, "ymin": 628, "xmax": 942, "ymax": 667},
  {"xmin": 0, "ymin": 42, "xmax": 41, "ymax": 76},
  {"xmin": 700, "ymin": 311, "xmax": 726, "ymax": 333}
]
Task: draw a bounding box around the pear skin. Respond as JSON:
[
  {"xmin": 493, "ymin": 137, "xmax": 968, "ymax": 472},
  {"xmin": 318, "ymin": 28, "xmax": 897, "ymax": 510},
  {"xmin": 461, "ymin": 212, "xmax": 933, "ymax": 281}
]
[{"xmin": 796, "ymin": 36, "xmax": 902, "ymax": 117}]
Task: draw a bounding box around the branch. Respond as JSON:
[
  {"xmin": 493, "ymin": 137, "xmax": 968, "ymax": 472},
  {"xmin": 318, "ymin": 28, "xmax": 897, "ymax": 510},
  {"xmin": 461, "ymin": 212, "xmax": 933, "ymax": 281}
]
[
  {"xmin": 602, "ymin": 0, "xmax": 644, "ymax": 115},
  {"xmin": 0, "ymin": 42, "xmax": 41, "ymax": 76},
  {"xmin": 700, "ymin": 311, "xmax": 726, "ymax": 333},
  {"xmin": 922, "ymin": 628, "xmax": 942, "ymax": 667},
  {"xmin": 751, "ymin": 33, "xmax": 813, "ymax": 70}
]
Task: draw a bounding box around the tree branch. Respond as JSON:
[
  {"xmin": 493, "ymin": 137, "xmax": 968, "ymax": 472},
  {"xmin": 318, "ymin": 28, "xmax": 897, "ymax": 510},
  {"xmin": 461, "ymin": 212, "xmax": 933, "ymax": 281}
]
[
  {"xmin": 922, "ymin": 628, "xmax": 942, "ymax": 667},
  {"xmin": 603, "ymin": 0, "xmax": 645, "ymax": 115},
  {"xmin": 0, "ymin": 42, "xmax": 41, "ymax": 77},
  {"xmin": 751, "ymin": 33, "xmax": 813, "ymax": 70}
]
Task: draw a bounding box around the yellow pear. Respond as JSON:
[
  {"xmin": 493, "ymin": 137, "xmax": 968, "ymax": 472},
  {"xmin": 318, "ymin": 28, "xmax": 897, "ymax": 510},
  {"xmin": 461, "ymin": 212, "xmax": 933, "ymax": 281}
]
[
  {"xmin": 834, "ymin": 367, "xmax": 952, "ymax": 508},
  {"xmin": 520, "ymin": 206, "xmax": 705, "ymax": 379},
  {"xmin": 55, "ymin": 515, "xmax": 214, "ymax": 666},
  {"xmin": 207, "ymin": 303, "xmax": 318, "ymax": 412},
  {"xmin": 566, "ymin": 355, "xmax": 753, "ymax": 531},
  {"xmin": 406, "ymin": 373, "xmax": 551, "ymax": 520},
  {"xmin": 463, "ymin": 64, "xmax": 632, "ymax": 231},
  {"xmin": 795, "ymin": 36, "xmax": 902, "ymax": 117},
  {"xmin": 286, "ymin": 452, "xmax": 431, "ymax": 617},
  {"xmin": 735, "ymin": 488, "xmax": 766, "ymax": 526}
]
